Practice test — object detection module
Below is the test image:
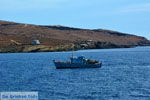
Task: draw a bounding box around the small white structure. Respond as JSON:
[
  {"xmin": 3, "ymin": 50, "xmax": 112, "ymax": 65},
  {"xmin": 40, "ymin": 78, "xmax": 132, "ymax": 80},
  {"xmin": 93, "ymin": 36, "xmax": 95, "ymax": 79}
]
[
  {"xmin": 31, "ymin": 40, "xmax": 40, "ymax": 45},
  {"xmin": 87, "ymin": 40, "xmax": 93, "ymax": 42}
]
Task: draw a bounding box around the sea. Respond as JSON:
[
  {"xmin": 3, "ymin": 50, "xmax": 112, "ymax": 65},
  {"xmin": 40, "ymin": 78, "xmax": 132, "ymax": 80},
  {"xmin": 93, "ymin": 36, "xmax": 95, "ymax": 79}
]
[{"xmin": 0, "ymin": 46, "xmax": 150, "ymax": 100}]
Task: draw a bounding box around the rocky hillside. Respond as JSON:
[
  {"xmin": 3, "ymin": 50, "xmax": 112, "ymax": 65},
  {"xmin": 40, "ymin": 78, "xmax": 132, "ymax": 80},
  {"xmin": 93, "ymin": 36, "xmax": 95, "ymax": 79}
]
[{"xmin": 0, "ymin": 20, "xmax": 150, "ymax": 52}]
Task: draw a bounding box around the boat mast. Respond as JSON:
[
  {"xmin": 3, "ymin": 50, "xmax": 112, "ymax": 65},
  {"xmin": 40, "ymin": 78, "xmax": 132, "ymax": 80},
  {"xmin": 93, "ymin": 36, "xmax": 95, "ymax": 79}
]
[{"xmin": 72, "ymin": 44, "xmax": 74, "ymax": 58}]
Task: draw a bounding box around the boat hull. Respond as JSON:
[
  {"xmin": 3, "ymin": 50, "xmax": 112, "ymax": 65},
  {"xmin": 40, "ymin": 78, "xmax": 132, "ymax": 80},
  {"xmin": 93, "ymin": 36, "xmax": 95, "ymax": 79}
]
[{"xmin": 54, "ymin": 62, "xmax": 102, "ymax": 69}]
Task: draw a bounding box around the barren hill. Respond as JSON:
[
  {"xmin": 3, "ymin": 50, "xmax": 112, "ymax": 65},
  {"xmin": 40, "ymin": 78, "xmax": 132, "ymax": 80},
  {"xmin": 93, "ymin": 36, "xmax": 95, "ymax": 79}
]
[{"xmin": 0, "ymin": 20, "xmax": 150, "ymax": 52}]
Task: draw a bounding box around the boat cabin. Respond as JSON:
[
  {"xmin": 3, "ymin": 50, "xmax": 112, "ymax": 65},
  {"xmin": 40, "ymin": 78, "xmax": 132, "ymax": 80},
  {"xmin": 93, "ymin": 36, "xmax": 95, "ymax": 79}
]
[{"xmin": 71, "ymin": 56, "xmax": 87, "ymax": 64}]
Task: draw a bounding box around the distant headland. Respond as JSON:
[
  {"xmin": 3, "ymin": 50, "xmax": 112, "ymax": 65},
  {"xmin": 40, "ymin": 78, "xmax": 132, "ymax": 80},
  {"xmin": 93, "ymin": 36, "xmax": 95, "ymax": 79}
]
[{"xmin": 0, "ymin": 20, "xmax": 150, "ymax": 53}]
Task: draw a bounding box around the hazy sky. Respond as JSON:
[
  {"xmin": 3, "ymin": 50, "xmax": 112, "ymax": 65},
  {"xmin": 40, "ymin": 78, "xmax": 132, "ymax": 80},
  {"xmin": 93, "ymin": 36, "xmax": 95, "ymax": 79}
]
[{"xmin": 0, "ymin": 0, "xmax": 150, "ymax": 39}]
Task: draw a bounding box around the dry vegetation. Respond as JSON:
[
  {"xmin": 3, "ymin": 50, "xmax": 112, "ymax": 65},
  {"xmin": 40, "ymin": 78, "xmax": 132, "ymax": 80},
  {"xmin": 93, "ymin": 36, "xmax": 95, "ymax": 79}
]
[{"xmin": 0, "ymin": 20, "xmax": 150, "ymax": 52}]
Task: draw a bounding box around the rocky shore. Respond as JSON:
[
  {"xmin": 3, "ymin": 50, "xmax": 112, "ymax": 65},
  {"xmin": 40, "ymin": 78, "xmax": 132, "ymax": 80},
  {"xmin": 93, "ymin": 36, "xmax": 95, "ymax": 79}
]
[
  {"xmin": 0, "ymin": 20, "xmax": 150, "ymax": 53},
  {"xmin": 0, "ymin": 41, "xmax": 149, "ymax": 53}
]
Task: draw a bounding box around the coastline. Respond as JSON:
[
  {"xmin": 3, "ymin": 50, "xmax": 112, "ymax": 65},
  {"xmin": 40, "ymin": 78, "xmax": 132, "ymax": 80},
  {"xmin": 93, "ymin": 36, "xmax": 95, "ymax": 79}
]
[
  {"xmin": 0, "ymin": 44, "xmax": 142, "ymax": 53},
  {"xmin": 1, "ymin": 21, "xmax": 150, "ymax": 53}
]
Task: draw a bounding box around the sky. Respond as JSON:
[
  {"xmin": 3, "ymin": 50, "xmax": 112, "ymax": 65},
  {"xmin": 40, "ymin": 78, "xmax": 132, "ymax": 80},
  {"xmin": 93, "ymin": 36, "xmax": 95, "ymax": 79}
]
[{"xmin": 0, "ymin": 0, "xmax": 150, "ymax": 39}]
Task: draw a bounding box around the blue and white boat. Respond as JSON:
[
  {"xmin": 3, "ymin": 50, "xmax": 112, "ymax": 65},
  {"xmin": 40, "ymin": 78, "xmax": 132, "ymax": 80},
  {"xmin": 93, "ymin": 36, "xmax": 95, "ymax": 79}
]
[{"xmin": 53, "ymin": 56, "xmax": 102, "ymax": 69}]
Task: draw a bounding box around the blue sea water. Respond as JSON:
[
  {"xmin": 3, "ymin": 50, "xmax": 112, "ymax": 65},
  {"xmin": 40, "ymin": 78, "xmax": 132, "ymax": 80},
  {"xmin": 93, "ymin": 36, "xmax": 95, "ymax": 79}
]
[{"xmin": 0, "ymin": 46, "xmax": 150, "ymax": 100}]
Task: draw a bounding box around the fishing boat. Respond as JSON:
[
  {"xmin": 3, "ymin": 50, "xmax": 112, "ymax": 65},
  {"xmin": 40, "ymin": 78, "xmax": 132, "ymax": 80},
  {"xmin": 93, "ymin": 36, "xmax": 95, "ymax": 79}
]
[{"xmin": 53, "ymin": 56, "xmax": 102, "ymax": 69}]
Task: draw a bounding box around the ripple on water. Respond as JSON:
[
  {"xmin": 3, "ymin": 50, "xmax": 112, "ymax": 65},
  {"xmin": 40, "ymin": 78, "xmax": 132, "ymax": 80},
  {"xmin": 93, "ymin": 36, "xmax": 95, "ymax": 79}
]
[{"xmin": 0, "ymin": 47, "xmax": 150, "ymax": 100}]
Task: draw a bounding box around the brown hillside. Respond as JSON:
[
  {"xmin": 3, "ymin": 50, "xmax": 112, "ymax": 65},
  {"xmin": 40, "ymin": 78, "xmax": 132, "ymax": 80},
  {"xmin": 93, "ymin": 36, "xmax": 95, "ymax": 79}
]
[{"xmin": 0, "ymin": 20, "xmax": 150, "ymax": 48}]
